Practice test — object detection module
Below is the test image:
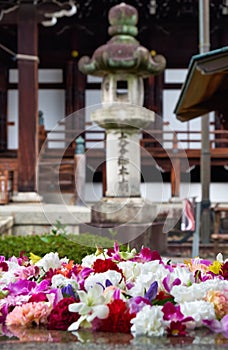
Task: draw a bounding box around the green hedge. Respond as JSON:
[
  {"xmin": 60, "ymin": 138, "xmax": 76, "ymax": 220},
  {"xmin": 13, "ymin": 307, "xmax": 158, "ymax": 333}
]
[{"xmin": 0, "ymin": 233, "xmax": 117, "ymax": 263}]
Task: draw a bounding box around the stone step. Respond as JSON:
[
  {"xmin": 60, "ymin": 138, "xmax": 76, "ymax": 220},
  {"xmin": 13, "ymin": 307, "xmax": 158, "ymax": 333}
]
[{"xmin": 0, "ymin": 216, "xmax": 14, "ymax": 235}]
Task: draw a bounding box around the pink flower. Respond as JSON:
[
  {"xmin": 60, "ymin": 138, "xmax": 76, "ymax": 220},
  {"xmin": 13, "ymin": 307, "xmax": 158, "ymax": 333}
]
[
  {"xmin": 5, "ymin": 302, "xmax": 52, "ymax": 327},
  {"xmin": 203, "ymin": 315, "xmax": 228, "ymax": 338},
  {"xmin": 14, "ymin": 265, "xmax": 39, "ymax": 280},
  {"xmin": 162, "ymin": 302, "xmax": 193, "ymax": 323},
  {"xmin": 205, "ymin": 290, "xmax": 228, "ymax": 319},
  {"xmin": 138, "ymin": 247, "xmax": 162, "ymax": 262},
  {"xmin": 107, "ymin": 242, "xmax": 122, "ymax": 261},
  {"xmin": 162, "ymin": 302, "xmax": 193, "ymax": 337}
]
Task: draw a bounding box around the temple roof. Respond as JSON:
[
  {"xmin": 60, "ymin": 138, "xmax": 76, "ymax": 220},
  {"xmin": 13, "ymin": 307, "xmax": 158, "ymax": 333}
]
[{"xmin": 174, "ymin": 46, "xmax": 228, "ymax": 122}]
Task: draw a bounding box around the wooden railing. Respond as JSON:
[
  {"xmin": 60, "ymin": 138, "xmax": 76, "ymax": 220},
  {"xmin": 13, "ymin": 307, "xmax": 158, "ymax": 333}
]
[
  {"xmin": 43, "ymin": 128, "xmax": 228, "ymax": 151},
  {"xmin": 140, "ymin": 129, "xmax": 228, "ymax": 150}
]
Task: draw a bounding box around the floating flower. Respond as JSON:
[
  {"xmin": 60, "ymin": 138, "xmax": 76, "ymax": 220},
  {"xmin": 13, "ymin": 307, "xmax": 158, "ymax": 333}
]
[
  {"xmin": 203, "ymin": 315, "xmax": 228, "ymax": 338},
  {"xmin": 204, "ymin": 290, "xmax": 228, "ymax": 319},
  {"xmin": 209, "ymin": 261, "xmax": 223, "ymax": 275},
  {"xmin": 5, "ymin": 301, "xmax": 52, "ymax": 327},
  {"xmin": 92, "ymin": 299, "xmax": 135, "ymax": 333},
  {"xmin": 221, "ymin": 262, "xmax": 228, "ymax": 280},
  {"xmin": 68, "ymin": 283, "xmax": 109, "ymax": 331},
  {"xmin": 35, "ymin": 252, "xmax": 64, "ymax": 273},
  {"xmin": 14, "ymin": 265, "xmax": 40, "ymax": 280},
  {"xmin": 29, "ymin": 252, "xmax": 41, "ymax": 265},
  {"xmin": 180, "ymin": 300, "xmax": 215, "ymax": 328},
  {"xmin": 92, "ymin": 258, "xmax": 123, "ymax": 276},
  {"xmin": 48, "ymin": 297, "xmax": 79, "ymax": 330},
  {"xmin": 131, "ymin": 305, "xmax": 165, "ymax": 337},
  {"xmin": 0, "ymin": 244, "xmax": 227, "ymax": 340},
  {"xmin": 167, "ymin": 320, "xmax": 188, "ymax": 337}
]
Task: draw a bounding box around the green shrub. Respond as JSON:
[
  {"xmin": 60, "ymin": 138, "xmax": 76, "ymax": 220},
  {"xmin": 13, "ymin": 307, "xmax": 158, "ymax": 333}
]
[{"xmin": 0, "ymin": 233, "xmax": 117, "ymax": 263}]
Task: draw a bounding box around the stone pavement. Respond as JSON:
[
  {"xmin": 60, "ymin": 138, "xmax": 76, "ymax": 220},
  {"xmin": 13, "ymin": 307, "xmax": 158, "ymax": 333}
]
[
  {"xmin": 0, "ymin": 203, "xmax": 91, "ymax": 235},
  {"xmin": 1, "ymin": 343, "xmax": 227, "ymax": 350}
]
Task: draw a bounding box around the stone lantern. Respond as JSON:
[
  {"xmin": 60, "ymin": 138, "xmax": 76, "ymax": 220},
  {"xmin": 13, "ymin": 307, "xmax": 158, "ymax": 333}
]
[{"xmin": 78, "ymin": 3, "xmax": 166, "ymax": 244}]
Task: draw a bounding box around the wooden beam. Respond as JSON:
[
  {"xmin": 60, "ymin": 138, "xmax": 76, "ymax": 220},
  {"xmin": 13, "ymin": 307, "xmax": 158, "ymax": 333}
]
[
  {"xmin": 8, "ymin": 83, "xmax": 64, "ymax": 89},
  {"xmin": 17, "ymin": 5, "xmax": 38, "ymax": 191}
]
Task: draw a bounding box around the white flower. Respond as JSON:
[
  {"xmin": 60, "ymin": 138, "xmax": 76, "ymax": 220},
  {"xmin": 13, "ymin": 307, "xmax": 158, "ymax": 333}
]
[
  {"xmin": 81, "ymin": 254, "xmax": 97, "ymax": 268},
  {"xmin": 172, "ymin": 279, "xmax": 228, "ymax": 303},
  {"xmin": 170, "ymin": 265, "xmax": 194, "ymax": 286},
  {"xmin": 84, "ymin": 270, "xmax": 122, "ymax": 290},
  {"xmin": 68, "ymin": 284, "xmax": 109, "ymax": 331},
  {"xmin": 127, "ymin": 273, "xmax": 157, "ymax": 297},
  {"xmin": 0, "ymin": 260, "xmax": 21, "ymax": 290},
  {"xmin": 180, "ymin": 300, "xmax": 215, "ymax": 328},
  {"xmin": 216, "ymin": 253, "xmax": 223, "ymax": 263},
  {"xmin": 126, "ymin": 261, "xmax": 168, "ymax": 297},
  {"xmin": 81, "ymin": 250, "xmax": 108, "ymax": 268},
  {"xmin": 118, "ymin": 261, "xmax": 142, "ymax": 282},
  {"xmin": 131, "ymin": 305, "xmax": 165, "ymax": 337},
  {"xmin": 51, "ymin": 274, "xmax": 78, "ymax": 291},
  {"xmin": 215, "ymin": 252, "xmax": 228, "ymax": 264},
  {"xmin": 35, "ymin": 252, "xmax": 62, "ymax": 272},
  {"xmin": 141, "ymin": 261, "xmax": 168, "ymax": 289}
]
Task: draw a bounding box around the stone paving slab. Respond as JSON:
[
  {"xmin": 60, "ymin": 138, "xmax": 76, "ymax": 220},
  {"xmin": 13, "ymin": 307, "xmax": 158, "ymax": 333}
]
[
  {"xmin": 0, "ymin": 330, "xmax": 227, "ymax": 350},
  {"xmin": 0, "ymin": 340, "xmax": 226, "ymax": 350},
  {"xmin": 0, "ymin": 203, "xmax": 91, "ymax": 225}
]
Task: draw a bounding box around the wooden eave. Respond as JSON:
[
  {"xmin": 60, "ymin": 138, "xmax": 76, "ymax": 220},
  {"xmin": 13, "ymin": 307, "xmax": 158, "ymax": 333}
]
[{"xmin": 174, "ymin": 46, "xmax": 228, "ymax": 121}]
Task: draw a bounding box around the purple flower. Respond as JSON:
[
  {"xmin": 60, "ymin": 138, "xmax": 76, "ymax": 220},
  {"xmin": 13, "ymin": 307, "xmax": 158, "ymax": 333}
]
[
  {"xmin": 4, "ymin": 279, "xmax": 60, "ymax": 306},
  {"xmin": 72, "ymin": 266, "xmax": 93, "ymax": 289},
  {"xmin": 163, "ymin": 275, "xmax": 181, "ymax": 293},
  {"xmin": 203, "ymin": 315, "xmax": 228, "ymax": 338},
  {"xmin": 128, "ymin": 296, "xmax": 151, "ymax": 313},
  {"xmin": 0, "ymin": 304, "xmax": 8, "ymax": 324},
  {"xmin": 5, "ymin": 280, "xmax": 37, "ymax": 296},
  {"xmin": 113, "ymin": 288, "xmax": 121, "ymax": 300},
  {"xmin": 107, "ymin": 241, "xmax": 121, "ymax": 261},
  {"xmin": 105, "ymin": 279, "xmax": 112, "ymax": 287},
  {"xmin": 61, "ymin": 284, "xmax": 75, "ymax": 298},
  {"xmin": 145, "ymin": 281, "xmax": 158, "ymax": 302}
]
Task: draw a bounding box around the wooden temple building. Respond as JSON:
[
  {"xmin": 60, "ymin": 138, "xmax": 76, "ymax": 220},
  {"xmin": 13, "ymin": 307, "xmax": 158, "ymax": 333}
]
[{"xmin": 0, "ymin": 0, "xmax": 227, "ymax": 204}]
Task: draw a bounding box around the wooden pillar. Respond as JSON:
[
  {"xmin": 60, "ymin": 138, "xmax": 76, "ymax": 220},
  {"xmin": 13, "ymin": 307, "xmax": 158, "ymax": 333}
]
[
  {"xmin": 17, "ymin": 5, "xmax": 38, "ymax": 191},
  {"xmin": 65, "ymin": 60, "xmax": 74, "ymax": 116},
  {"xmin": 170, "ymin": 134, "xmax": 180, "ymax": 198},
  {"xmin": 65, "ymin": 60, "xmax": 86, "ymax": 131},
  {"xmin": 171, "ymin": 158, "xmax": 181, "ymax": 198},
  {"xmin": 144, "ymin": 74, "xmax": 164, "ymax": 140},
  {"xmin": 0, "ymin": 67, "xmax": 8, "ymax": 151},
  {"xmin": 73, "ymin": 62, "xmax": 86, "ymax": 132}
]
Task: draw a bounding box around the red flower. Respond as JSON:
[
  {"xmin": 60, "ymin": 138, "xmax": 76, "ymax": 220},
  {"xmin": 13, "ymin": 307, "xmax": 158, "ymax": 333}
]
[
  {"xmin": 153, "ymin": 291, "xmax": 174, "ymax": 305},
  {"xmin": 221, "ymin": 262, "xmax": 228, "ymax": 279},
  {"xmin": 92, "ymin": 259, "xmax": 123, "ymax": 276},
  {"xmin": 28, "ymin": 293, "xmax": 48, "ymax": 303},
  {"xmin": 47, "ymin": 297, "xmax": 79, "ymax": 331},
  {"xmin": 0, "ymin": 262, "xmax": 8, "ymax": 272},
  {"xmin": 92, "ymin": 299, "xmax": 135, "ymax": 333},
  {"xmin": 167, "ymin": 321, "xmax": 187, "ymax": 337}
]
